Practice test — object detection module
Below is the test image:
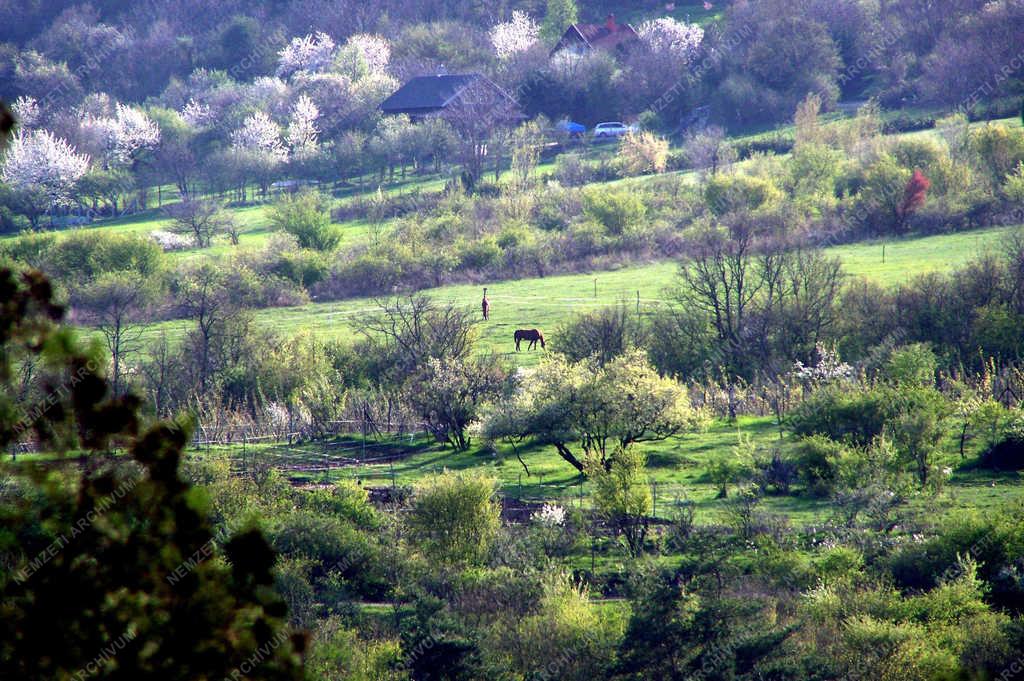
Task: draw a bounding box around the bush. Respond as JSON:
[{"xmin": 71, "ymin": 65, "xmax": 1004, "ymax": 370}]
[
  {"xmin": 297, "ymin": 481, "xmax": 379, "ymax": 529},
  {"xmin": 406, "ymin": 472, "xmax": 501, "ymax": 566},
  {"xmin": 270, "ymin": 511, "xmax": 385, "ymax": 599},
  {"xmin": 269, "ymin": 191, "xmax": 340, "ymax": 251},
  {"xmin": 582, "ymin": 189, "xmax": 647, "ymax": 236},
  {"xmin": 616, "ymin": 131, "xmax": 669, "ymax": 176},
  {"xmin": 553, "ymin": 153, "xmax": 594, "ymax": 186},
  {"xmin": 792, "ymin": 435, "xmax": 851, "ymax": 497},
  {"xmin": 703, "ymin": 172, "xmax": 782, "ymax": 216},
  {"xmin": 788, "ymin": 384, "xmax": 890, "ymax": 447}
]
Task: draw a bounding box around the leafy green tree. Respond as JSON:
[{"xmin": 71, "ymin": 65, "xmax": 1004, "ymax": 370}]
[
  {"xmin": 499, "ymin": 572, "xmax": 617, "ymax": 681},
  {"xmin": 482, "ymin": 351, "xmax": 704, "ymax": 473},
  {"xmin": 856, "ymin": 154, "xmax": 912, "ymax": 235},
  {"xmin": 541, "ymin": 0, "xmax": 578, "ymax": 45},
  {"xmin": 582, "ymin": 189, "xmax": 647, "ymax": 236},
  {"xmin": 616, "ymin": 571, "xmax": 700, "ymax": 679},
  {"xmin": 887, "ymin": 386, "xmax": 949, "ymax": 487},
  {"xmin": 0, "ymin": 267, "xmax": 305, "ymax": 680},
  {"xmin": 269, "ymin": 191, "xmax": 340, "ymax": 252},
  {"xmin": 883, "ymin": 343, "xmax": 937, "ymax": 387}
]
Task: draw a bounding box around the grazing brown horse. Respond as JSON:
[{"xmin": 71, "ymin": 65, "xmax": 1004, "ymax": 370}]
[
  {"xmin": 514, "ymin": 329, "xmax": 545, "ymax": 351},
  {"xmin": 481, "ymin": 287, "xmax": 490, "ymax": 320}
]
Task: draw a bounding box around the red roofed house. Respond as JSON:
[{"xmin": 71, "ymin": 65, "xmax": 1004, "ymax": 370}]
[{"xmin": 550, "ymin": 14, "xmax": 640, "ymax": 57}]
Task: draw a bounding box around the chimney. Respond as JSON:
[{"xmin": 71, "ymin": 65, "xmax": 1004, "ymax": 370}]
[{"xmin": 606, "ymin": 13, "xmax": 616, "ymax": 30}]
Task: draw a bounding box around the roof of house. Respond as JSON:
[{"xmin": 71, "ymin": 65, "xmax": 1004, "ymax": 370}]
[
  {"xmin": 555, "ymin": 18, "xmax": 639, "ymax": 54},
  {"xmin": 379, "ymin": 74, "xmax": 481, "ymax": 113}
]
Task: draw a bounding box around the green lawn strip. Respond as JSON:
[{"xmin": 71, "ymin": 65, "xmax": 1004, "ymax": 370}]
[{"xmin": 115, "ymin": 223, "xmax": 1020, "ymax": 367}]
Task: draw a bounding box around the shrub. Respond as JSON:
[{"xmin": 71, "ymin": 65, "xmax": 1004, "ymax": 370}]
[
  {"xmin": 703, "ymin": 172, "xmax": 782, "ymax": 216},
  {"xmin": 270, "ymin": 511, "xmax": 385, "ymax": 598},
  {"xmin": 406, "ymin": 472, "xmax": 501, "ymax": 566},
  {"xmin": 617, "ymin": 131, "xmax": 669, "ymax": 176},
  {"xmin": 582, "ymin": 189, "xmax": 646, "ymax": 236},
  {"xmin": 589, "ymin": 446, "xmax": 652, "ymax": 556},
  {"xmin": 792, "ymin": 435, "xmax": 851, "ymax": 497},
  {"xmin": 269, "ymin": 191, "xmax": 340, "ymax": 251},
  {"xmin": 1004, "ymin": 162, "xmax": 1024, "ymax": 202},
  {"xmin": 788, "ymin": 385, "xmax": 890, "ymax": 447},
  {"xmin": 554, "ymin": 153, "xmax": 594, "ymax": 186},
  {"xmin": 297, "ymin": 481, "xmax": 379, "ymax": 529},
  {"xmin": 883, "ymin": 343, "xmax": 938, "ymax": 387}
]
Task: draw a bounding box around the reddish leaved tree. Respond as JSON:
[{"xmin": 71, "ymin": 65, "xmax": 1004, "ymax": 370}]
[{"xmin": 896, "ymin": 168, "xmax": 931, "ymax": 232}]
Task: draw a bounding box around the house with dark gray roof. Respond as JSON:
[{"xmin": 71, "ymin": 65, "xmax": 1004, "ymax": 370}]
[{"xmin": 379, "ymin": 73, "xmax": 521, "ymax": 121}]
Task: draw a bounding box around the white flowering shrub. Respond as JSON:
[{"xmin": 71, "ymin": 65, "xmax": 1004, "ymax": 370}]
[
  {"xmin": 490, "ymin": 11, "xmax": 540, "ymax": 60},
  {"xmin": 11, "ymin": 96, "xmax": 40, "ymax": 129},
  {"xmin": 532, "ymin": 503, "xmax": 566, "ymax": 527},
  {"xmin": 277, "ymin": 32, "xmax": 336, "ymax": 79},
  {"xmin": 149, "ymin": 229, "xmax": 195, "ymax": 251},
  {"xmin": 1, "ymin": 129, "xmax": 90, "ymax": 203},
  {"xmin": 637, "ymin": 17, "xmax": 703, "ymax": 63},
  {"xmin": 793, "ymin": 344, "xmax": 853, "ymax": 383}
]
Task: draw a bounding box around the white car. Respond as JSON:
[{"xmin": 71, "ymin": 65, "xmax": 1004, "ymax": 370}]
[{"xmin": 592, "ymin": 121, "xmax": 637, "ymax": 139}]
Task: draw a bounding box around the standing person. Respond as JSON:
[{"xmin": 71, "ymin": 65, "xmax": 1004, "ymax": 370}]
[{"xmin": 482, "ymin": 287, "xmax": 490, "ymax": 320}]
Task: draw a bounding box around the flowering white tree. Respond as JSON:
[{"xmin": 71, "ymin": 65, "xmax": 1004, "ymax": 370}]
[
  {"xmin": 11, "ymin": 96, "xmax": 40, "ymax": 129},
  {"xmin": 81, "ymin": 103, "xmax": 160, "ymax": 168},
  {"xmin": 180, "ymin": 99, "xmax": 213, "ymax": 129},
  {"xmin": 231, "ymin": 111, "xmax": 286, "ymax": 160},
  {"xmin": 230, "ymin": 112, "xmax": 286, "ymax": 198},
  {"xmin": 345, "ymin": 34, "xmax": 391, "ymax": 74},
  {"xmin": 489, "ymin": 11, "xmax": 540, "ymax": 60},
  {"xmin": 286, "ymin": 95, "xmax": 319, "ymax": 154},
  {"xmin": 2, "ymin": 129, "xmax": 90, "ymax": 203},
  {"xmin": 276, "ymin": 32, "xmax": 336, "ymax": 79},
  {"xmin": 637, "ymin": 17, "xmax": 704, "ymax": 63}
]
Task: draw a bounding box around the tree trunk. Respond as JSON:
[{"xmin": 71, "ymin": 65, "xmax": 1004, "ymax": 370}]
[{"xmin": 554, "ymin": 443, "xmax": 585, "ymax": 473}]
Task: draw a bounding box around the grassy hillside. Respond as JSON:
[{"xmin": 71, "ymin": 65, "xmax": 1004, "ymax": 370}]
[{"xmin": 130, "ymin": 223, "xmax": 1020, "ymax": 363}]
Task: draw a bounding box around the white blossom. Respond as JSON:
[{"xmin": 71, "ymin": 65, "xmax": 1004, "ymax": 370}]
[
  {"xmin": 489, "ymin": 11, "xmax": 540, "ymax": 60},
  {"xmin": 532, "ymin": 503, "xmax": 566, "ymax": 527},
  {"xmin": 1, "ymin": 129, "xmax": 90, "ymax": 203},
  {"xmin": 181, "ymin": 98, "xmax": 213, "ymax": 128},
  {"xmin": 11, "ymin": 96, "xmax": 40, "ymax": 129},
  {"xmin": 81, "ymin": 103, "xmax": 160, "ymax": 167},
  {"xmin": 793, "ymin": 344, "xmax": 853, "ymax": 383},
  {"xmin": 231, "ymin": 111, "xmax": 286, "ymax": 161},
  {"xmin": 637, "ymin": 17, "xmax": 704, "ymax": 62},
  {"xmin": 264, "ymin": 401, "xmax": 292, "ymax": 436},
  {"xmin": 276, "ymin": 32, "xmax": 336, "ymax": 79},
  {"xmin": 149, "ymin": 228, "xmax": 195, "ymax": 251},
  {"xmin": 286, "ymin": 94, "xmax": 319, "ymax": 153},
  {"xmin": 345, "ymin": 34, "xmax": 391, "ymax": 74}
]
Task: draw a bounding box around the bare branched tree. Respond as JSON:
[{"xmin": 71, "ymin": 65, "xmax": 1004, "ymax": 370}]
[
  {"xmin": 356, "ymin": 294, "xmax": 477, "ymax": 378},
  {"xmin": 165, "ymin": 199, "xmax": 236, "ymax": 248}
]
